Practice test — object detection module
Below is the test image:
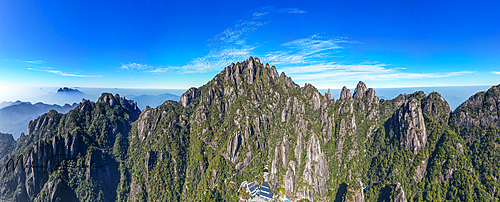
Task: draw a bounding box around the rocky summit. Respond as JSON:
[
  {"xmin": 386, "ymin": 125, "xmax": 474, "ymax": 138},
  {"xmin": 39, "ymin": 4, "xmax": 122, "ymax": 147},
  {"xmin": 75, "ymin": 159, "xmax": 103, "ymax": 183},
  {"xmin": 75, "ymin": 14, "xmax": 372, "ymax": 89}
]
[{"xmin": 0, "ymin": 57, "xmax": 499, "ymax": 201}]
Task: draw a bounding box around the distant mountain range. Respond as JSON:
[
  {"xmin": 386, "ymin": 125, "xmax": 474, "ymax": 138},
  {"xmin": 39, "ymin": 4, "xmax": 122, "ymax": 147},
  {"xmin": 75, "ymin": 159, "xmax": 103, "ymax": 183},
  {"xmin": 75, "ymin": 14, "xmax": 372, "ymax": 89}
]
[
  {"xmin": 0, "ymin": 87, "xmax": 180, "ymax": 140},
  {"xmin": 127, "ymin": 92, "xmax": 180, "ymax": 110},
  {"xmin": 0, "ymin": 100, "xmax": 33, "ymax": 110},
  {"xmin": 0, "ymin": 101, "xmax": 78, "ymax": 139}
]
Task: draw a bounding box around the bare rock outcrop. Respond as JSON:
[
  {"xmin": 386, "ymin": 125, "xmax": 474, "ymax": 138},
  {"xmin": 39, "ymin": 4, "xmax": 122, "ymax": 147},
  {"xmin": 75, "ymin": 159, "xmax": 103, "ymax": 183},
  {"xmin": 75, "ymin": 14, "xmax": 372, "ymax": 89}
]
[
  {"xmin": 98, "ymin": 93, "xmax": 118, "ymax": 107},
  {"xmin": 366, "ymin": 88, "xmax": 379, "ymax": 103},
  {"xmin": 302, "ymin": 135, "xmax": 328, "ymax": 198},
  {"xmin": 285, "ymin": 167, "xmax": 295, "ymax": 196},
  {"xmin": 353, "ymin": 81, "xmax": 368, "ymax": 99},
  {"xmin": 340, "ymin": 86, "xmax": 352, "ymax": 100},
  {"xmin": 393, "ymin": 182, "xmax": 407, "ymax": 202},
  {"xmin": 325, "ymin": 88, "xmax": 332, "ymax": 101},
  {"xmin": 226, "ymin": 132, "xmax": 242, "ymax": 163},
  {"xmin": 180, "ymin": 87, "xmax": 199, "ymax": 107},
  {"xmin": 352, "ymin": 81, "xmax": 379, "ymax": 104},
  {"xmin": 395, "ymin": 98, "xmax": 427, "ymax": 155}
]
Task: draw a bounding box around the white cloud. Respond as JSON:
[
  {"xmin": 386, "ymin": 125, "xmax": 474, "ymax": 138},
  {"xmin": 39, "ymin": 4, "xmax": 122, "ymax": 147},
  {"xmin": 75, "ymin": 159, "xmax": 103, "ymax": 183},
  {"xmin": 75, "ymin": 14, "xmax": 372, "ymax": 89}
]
[
  {"xmin": 177, "ymin": 47, "xmax": 254, "ymax": 73},
  {"xmin": 281, "ymin": 64, "xmax": 392, "ymax": 74},
  {"xmin": 261, "ymin": 35, "xmax": 355, "ymax": 65},
  {"xmin": 281, "ymin": 63, "xmax": 474, "ymax": 82},
  {"xmin": 119, "ymin": 63, "xmax": 170, "ymax": 73},
  {"xmin": 117, "ymin": 6, "xmax": 307, "ymax": 74},
  {"xmin": 286, "ymin": 9, "xmax": 307, "ymax": 14},
  {"xmin": 23, "ymin": 60, "xmax": 44, "ymax": 64},
  {"xmin": 253, "ymin": 7, "xmax": 307, "ymax": 17},
  {"xmin": 28, "ymin": 68, "xmax": 101, "ymax": 77},
  {"xmin": 148, "ymin": 68, "xmax": 169, "ymax": 73},
  {"xmin": 47, "ymin": 70, "xmax": 100, "ymax": 77},
  {"xmin": 492, "ymin": 71, "xmax": 500, "ymax": 75},
  {"xmin": 178, "ymin": 6, "xmax": 307, "ymax": 73},
  {"xmin": 253, "ymin": 12, "xmax": 269, "ymax": 17},
  {"xmin": 258, "ymin": 35, "xmax": 473, "ymax": 86},
  {"xmin": 119, "ymin": 63, "xmax": 150, "ymax": 70},
  {"xmin": 210, "ymin": 21, "xmax": 267, "ymax": 45},
  {"xmin": 212, "ymin": 7, "xmax": 307, "ymax": 45}
]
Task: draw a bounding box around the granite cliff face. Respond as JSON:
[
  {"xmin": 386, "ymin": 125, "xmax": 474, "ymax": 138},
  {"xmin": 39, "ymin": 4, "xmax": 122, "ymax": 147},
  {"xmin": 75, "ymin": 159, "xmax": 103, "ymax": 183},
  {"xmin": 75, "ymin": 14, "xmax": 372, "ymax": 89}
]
[
  {"xmin": 1, "ymin": 58, "xmax": 499, "ymax": 201},
  {"xmin": 396, "ymin": 97, "xmax": 427, "ymax": 155},
  {"xmin": 0, "ymin": 133, "xmax": 15, "ymax": 162}
]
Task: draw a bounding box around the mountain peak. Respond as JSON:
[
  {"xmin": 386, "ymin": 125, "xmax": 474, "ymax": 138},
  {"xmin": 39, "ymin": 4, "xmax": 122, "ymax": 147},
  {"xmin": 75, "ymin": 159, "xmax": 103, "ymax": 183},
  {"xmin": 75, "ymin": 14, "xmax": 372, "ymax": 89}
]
[
  {"xmin": 57, "ymin": 87, "xmax": 82, "ymax": 93},
  {"xmin": 218, "ymin": 56, "xmax": 281, "ymax": 87},
  {"xmin": 340, "ymin": 86, "xmax": 352, "ymax": 99},
  {"xmin": 353, "ymin": 81, "xmax": 368, "ymax": 99},
  {"xmin": 97, "ymin": 93, "xmax": 123, "ymax": 107}
]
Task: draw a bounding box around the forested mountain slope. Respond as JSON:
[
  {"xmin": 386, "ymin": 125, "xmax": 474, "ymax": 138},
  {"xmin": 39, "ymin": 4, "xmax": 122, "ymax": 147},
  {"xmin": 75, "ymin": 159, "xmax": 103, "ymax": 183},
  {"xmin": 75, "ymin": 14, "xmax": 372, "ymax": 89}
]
[{"xmin": 1, "ymin": 57, "xmax": 498, "ymax": 201}]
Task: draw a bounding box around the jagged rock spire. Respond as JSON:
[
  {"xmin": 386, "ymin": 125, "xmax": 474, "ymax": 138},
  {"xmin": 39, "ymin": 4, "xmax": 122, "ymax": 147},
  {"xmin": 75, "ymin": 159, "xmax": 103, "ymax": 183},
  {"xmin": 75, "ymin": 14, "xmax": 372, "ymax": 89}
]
[
  {"xmin": 340, "ymin": 86, "xmax": 352, "ymax": 99},
  {"xmin": 325, "ymin": 88, "xmax": 332, "ymax": 101},
  {"xmin": 367, "ymin": 88, "xmax": 377, "ymax": 102},
  {"xmin": 353, "ymin": 81, "xmax": 368, "ymax": 99},
  {"xmin": 350, "ymin": 81, "xmax": 379, "ymax": 103}
]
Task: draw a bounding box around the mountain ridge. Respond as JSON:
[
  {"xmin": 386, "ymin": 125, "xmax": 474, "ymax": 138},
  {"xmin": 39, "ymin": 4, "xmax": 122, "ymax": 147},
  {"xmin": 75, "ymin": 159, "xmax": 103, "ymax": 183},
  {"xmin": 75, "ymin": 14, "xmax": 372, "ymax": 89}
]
[{"xmin": 0, "ymin": 57, "xmax": 499, "ymax": 201}]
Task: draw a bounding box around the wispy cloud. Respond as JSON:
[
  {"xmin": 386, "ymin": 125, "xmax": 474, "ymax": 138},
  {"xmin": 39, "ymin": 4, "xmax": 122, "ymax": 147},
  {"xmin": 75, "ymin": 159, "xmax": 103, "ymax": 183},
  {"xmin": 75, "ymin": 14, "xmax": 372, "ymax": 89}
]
[
  {"xmin": 119, "ymin": 63, "xmax": 171, "ymax": 73},
  {"xmin": 47, "ymin": 70, "xmax": 101, "ymax": 77},
  {"xmin": 281, "ymin": 63, "xmax": 392, "ymax": 74},
  {"xmin": 116, "ymin": 6, "xmax": 307, "ymax": 74},
  {"xmin": 28, "ymin": 68, "xmax": 101, "ymax": 77},
  {"xmin": 23, "ymin": 60, "xmax": 101, "ymax": 77},
  {"xmin": 492, "ymin": 71, "xmax": 500, "ymax": 75},
  {"xmin": 261, "ymin": 35, "xmax": 355, "ymax": 65},
  {"xmin": 252, "ymin": 6, "xmax": 307, "ymax": 18},
  {"xmin": 177, "ymin": 6, "xmax": 307, "ymax": 73},
  {"xmin": 254, "ymin": 34, "xmax": 474, "ymax": 86},
  {"xmin": 210, "ymin": 21, "xmax": 267, "ymax": 45},
  {"xmin": 210, "ymin": 6, "xmax": 307, "ymax": 45},
  {"xmin": 23, "ymin": 60, "xmax": 44, "ymax": 64},
  {"xmin": 281, "ymin": 63, "xmax": 474, "ymax": 83},
  {"xmin": 176, "ymin": 47, "xmax": 254, "ymax": 73}
]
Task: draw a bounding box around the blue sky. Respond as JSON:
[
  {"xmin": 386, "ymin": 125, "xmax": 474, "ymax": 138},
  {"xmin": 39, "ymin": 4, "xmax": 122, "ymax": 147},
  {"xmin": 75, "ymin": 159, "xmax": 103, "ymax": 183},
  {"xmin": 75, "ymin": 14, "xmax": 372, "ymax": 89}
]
[{"xmin": 1, "ymin": 0, "xmax": 499, "ymax": 95}]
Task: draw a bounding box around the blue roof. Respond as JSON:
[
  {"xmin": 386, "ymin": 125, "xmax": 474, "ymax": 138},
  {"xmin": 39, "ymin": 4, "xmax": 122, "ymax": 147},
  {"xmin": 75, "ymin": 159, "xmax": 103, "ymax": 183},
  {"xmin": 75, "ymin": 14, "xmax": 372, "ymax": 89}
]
[
  {"xmin": 261, "ymin": 182, "xmax": 270, "ymax": 191},
  {"xmin": 260, "ymin": 191, "xmax": 273, "ymax": 199},
  {"xmin": 248, "ymin": 181, "xmax": 256, "ymax": 187},
  {"xmin": 259, "ymin": 182, "xmax": 273, "ymax": 199},
  {"xmin": 249, "ymin": 185, "xmax": 258, "ymax": 192},
  {"xmin": 262, "ymin": 182, "xmax": 270, "ymax": 187}
]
